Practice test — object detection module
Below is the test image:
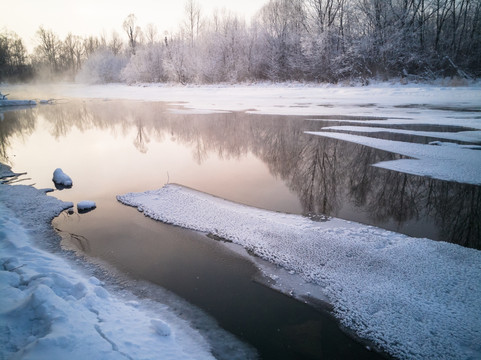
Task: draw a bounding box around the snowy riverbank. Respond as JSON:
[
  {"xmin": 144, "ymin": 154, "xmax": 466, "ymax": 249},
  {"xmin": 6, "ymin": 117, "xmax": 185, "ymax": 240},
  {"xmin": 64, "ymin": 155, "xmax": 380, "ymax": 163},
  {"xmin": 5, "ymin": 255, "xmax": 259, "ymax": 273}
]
[
  {"xmin": 118, "ymin": 184, "xmax": 481, "ymax": 360},
  {"xmin": 0, "ymin": 167, "xmax": 255, "ymax": 359}
]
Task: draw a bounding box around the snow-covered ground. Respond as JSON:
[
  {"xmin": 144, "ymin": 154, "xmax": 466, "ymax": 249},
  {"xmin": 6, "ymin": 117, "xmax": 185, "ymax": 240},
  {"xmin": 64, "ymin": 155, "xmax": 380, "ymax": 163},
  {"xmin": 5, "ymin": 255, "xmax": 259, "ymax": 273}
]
[
  {"xmin": 118, "ymin": 184, "xmax": 481, "ymax": 360},
  {"xmin": 0, "ymin": 167, "xmax": 255, "ymax": 360}
]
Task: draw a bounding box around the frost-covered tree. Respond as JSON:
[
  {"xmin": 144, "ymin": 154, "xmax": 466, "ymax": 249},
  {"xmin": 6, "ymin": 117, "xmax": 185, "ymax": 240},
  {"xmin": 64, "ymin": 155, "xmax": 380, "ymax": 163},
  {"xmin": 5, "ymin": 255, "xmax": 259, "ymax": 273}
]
[
  {"xmin": 76, "ymin": 48, "xmax": 127, "ymax": 83},
  {"xmin": 121, "ymin": 44, "xmax": 166, "ymax": 84},
  {"xmin": 200, "ymin": 11, "xmax": 251, "ymax": 82},
  {"xmin": 123, "ymin": 14, "xmax": 143, "ymax": 55},
  {"xmin": 183, "ymin": 0, "xmax": 203, "ymax": 47}
]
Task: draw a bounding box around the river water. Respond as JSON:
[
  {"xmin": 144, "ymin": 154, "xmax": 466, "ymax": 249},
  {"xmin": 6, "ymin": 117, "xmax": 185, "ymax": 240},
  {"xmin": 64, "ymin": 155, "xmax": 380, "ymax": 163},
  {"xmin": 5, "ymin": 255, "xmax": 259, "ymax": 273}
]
[{"xmin": 2, "ymin": 99, "xmax": 479, "ymax": 359}]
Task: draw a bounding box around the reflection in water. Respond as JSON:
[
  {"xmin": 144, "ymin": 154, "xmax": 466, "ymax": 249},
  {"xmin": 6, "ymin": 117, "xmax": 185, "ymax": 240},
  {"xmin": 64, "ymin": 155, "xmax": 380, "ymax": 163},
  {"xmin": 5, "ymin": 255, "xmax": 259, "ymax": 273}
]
[
  {"xmin": 2, "ymin": 100, "xmax": 480, "ymax": 249},
  {"xmin": 0, "ymin": 107, "xmax": 36, "ymax": 162}
]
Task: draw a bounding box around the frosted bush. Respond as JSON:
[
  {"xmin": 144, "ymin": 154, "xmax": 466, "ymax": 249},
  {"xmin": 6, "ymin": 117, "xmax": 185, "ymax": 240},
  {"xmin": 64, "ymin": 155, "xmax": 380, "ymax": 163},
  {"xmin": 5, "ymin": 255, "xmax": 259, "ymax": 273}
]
[{"xmin": 76, "ymin": 49, "xmax": 127, "ymax": 84}]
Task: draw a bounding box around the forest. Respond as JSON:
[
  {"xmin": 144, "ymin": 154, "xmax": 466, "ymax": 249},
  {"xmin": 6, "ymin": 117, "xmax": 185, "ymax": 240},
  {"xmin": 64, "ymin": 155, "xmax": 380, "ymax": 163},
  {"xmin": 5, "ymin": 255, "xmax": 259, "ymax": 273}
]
[{"xmin": 1, "ymin": 0, "xmax": 480, "ymax": 84}]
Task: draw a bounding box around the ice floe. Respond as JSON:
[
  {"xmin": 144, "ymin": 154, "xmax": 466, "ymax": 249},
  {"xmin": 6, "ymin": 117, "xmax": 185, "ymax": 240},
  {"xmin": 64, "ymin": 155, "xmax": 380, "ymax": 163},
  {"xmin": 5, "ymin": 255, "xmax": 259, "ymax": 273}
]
[
  {"xmin": 321, "ymin": 125, "xmax": 481, "ymax": 144},
  {"xmin": 117, "ymin": 184, "xmax": 481, "ymax": 360}
]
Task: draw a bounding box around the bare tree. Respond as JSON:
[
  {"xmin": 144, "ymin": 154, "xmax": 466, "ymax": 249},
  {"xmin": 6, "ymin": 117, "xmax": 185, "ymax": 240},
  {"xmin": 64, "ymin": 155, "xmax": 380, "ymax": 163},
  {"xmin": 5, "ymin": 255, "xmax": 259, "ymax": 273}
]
[
  {"xmin": 145, "ymin": 23, "xmax": 158, "ymax": 44},
  {"xmin": 123, "ymin": 14, "xmax": 142, "ymax": 55},
  {"xmin": 183, "ymin": 0, "xmax": 203, "ymax": 47},
  {"xmin": 34, "ymin": 26, "xmax": 60, "ymax": 73}
]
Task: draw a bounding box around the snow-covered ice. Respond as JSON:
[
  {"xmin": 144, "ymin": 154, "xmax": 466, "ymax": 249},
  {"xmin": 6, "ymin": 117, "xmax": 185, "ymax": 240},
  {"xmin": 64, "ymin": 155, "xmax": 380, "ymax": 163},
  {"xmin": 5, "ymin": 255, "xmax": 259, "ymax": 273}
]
[
  {"xmin": 0, "ymin": 163, "xmax": 17, "ymax": 180},
  {"xmin": 306, "ymin": 131, "xmax": 481, "ymax": 185},
  {"xmin": 320, "ymin": 125, "xmax": 481, "ymax": 144},
  {"xmin": 118, "ymin": 184, "xmax": 481, "ymax": 360},
  {"xmin": 0, "ymin": 99, "xmax": 36, "ymax": 107},
  {"xmin": 0, "ymin": 181, "xmax": 255, "ymax": 360},
  {"xmin": 77, "ymin": 200, "xmax": 96, "ymax": 212},
  {"xmin": 52, "ymin": 168, "xmax": 73, "ymax": 188}
]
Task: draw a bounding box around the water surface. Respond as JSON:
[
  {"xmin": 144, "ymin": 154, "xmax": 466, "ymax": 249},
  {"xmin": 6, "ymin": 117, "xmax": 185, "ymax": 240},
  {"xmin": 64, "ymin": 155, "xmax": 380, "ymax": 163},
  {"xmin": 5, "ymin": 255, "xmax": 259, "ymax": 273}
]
[{"xmin": 2, "ymin": 99, "xmax": 479, "ymax": 359}]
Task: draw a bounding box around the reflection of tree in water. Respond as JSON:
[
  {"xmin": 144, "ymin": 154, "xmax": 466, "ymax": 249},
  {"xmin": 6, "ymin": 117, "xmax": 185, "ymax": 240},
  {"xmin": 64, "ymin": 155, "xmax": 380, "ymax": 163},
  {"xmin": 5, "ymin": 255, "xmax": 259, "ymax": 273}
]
[
  {"xmin": 133, "ymin": 118, "xmax": 150, "ymax": 153},
  {"xmin": 3, "ymin": 101, "xmax": 479, "ymax": 249},
  {"xmin": 430, "ymin": 183, "xmax": 480, "ymax": 248},
  {"xmin": 0, "ymin": 107, "xmax": 36, "ymax": 163}
]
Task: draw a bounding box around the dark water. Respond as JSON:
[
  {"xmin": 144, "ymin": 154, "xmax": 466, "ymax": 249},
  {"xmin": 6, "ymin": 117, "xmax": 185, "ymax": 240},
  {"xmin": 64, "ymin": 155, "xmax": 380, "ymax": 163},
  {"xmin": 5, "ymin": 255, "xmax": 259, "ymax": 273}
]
[{"xmin": 1, "ymin": 99, "xmax": 480, "ymax": 359}]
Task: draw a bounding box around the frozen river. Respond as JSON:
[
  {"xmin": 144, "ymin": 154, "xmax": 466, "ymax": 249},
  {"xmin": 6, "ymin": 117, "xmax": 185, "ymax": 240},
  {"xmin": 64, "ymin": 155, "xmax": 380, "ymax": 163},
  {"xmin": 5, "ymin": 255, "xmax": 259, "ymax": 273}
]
[{"xmin": 1, "ymin": 83, "xmax": 480, "ymax": 359}]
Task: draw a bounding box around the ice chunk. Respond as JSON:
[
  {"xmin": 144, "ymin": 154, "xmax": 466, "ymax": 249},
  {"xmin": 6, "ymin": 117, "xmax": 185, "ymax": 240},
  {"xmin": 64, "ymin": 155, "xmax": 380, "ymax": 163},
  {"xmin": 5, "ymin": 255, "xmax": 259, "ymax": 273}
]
[{"xmin": 52, "ymin": 168, "xmax": 73, "ymax": 188}]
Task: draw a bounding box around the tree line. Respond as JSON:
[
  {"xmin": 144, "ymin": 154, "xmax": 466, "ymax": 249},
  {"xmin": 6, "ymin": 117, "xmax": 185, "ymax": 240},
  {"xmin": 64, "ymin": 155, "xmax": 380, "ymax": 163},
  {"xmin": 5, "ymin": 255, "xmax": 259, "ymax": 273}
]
[{"xmin": 1, "ymin": 0, "xmax": 480, "ymax": 84}]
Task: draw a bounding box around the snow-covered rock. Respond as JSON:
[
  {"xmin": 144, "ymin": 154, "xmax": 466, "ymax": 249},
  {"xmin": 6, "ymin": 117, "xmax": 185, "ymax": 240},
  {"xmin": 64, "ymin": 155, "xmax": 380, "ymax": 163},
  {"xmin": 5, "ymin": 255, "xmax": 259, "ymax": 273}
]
[
  {"xmin": 77, "ymin": 201, "xmax": 96, "ymax": 213},
  {"xmin": 52, "ymin": 168, "xmax": 73, "ymax": 188}
]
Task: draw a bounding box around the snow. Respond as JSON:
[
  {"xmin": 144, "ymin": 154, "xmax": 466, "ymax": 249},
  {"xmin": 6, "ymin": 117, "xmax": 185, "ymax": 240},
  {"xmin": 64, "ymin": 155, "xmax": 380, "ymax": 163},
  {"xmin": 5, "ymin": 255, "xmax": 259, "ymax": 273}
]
[
  {"xmin": 0, "ymin": 163, "xmax": 17, "ymax": 180},
  {"xmin": 306, "ymin": 131, "xmax": 481, "ymax": 185},
  {"xmin": 52, "ymin": 168, "xmax": 73, "ymax": 187},
  {"xmin": 0, "ymin": 181, "xmax": 255, "ymax": 360},
  {"xmin": 320, "ymin": 125, "xmax": 481, "ymax": 144},
  {"xmin": 117, "ymin": 184, "xmax": 481, "ymax": 360},
  {"xmin": 6, "ymin": 83, "xmax": 481, "ymax": 126},
  {"xmin": 0, "ymin": 99, "xmax": 36, "ymax": 107},
  {"xmin": 77, "ymin": 200, "xmax": 96, "ymax": 212}
]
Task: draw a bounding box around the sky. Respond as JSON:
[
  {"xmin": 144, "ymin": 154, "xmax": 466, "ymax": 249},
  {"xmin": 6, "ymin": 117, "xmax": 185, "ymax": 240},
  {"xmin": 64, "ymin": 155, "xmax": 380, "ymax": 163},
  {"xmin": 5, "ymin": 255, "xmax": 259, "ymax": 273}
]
[{"xmin": 1, "ymin": 0, "xmax": 267, "ymax": 52}]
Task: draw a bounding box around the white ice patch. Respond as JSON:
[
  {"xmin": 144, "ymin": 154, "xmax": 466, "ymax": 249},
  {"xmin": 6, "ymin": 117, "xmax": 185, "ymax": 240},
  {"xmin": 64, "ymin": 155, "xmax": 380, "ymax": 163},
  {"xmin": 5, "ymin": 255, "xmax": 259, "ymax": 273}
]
[
  {"xmin": 52, "ymin": 168, "xmax": 73, "ymax": 187},
  {"xmin": 321, "ymin": 125, "xmax": 481, "ymax": 144},
  {"xmin": 117, "ymin": 184, "xmax": 481, "ymax": 360},
  {"xmin": 306, "ymin": 131, "xmax": 481, "ymax": 185}
]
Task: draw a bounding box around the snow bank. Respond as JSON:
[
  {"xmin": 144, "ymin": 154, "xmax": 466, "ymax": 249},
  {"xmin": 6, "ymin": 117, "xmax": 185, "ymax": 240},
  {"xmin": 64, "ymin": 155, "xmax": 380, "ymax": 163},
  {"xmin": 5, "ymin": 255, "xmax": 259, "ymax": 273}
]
[
  {"xmin": 0, "ymin": 163, "xmax": 17, "ymax": 179},
  {"xmin": 52, "ymin": 168, "xmax": 73, "ymax": 188},
  {"xmin": 117, "ymin": 184, "xmax": 481, "ymax": 360},
  {"xmin": 306, "ymin": 131, "xmax": 481, "ymax": 185},
  {"xmin": 0, "ymin": 99, "xmax": 36, "ymax": 107},
  {"xmin": 0, "ymin": 182, "xmax": 249, "ymax": 360}
]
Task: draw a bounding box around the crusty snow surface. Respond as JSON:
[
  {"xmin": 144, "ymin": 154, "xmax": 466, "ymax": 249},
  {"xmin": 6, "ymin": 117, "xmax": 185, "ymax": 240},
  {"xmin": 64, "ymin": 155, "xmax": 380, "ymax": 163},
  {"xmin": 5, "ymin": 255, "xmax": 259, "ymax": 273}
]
[
  {"xmin": 118, "ymin": 184, "xmax": 481, "ymax": 360},
  {"xmin": 306, "ymin": 131, "xmax": 481, "ymax": 185}
]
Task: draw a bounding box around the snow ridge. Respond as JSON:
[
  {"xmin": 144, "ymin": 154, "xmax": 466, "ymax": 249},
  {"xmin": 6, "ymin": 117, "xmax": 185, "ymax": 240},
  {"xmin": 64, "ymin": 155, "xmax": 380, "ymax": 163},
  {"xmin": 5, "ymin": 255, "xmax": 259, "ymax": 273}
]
[{"xmin": 118, "ymin": 184, "xmax": 481, "ymax": 360}]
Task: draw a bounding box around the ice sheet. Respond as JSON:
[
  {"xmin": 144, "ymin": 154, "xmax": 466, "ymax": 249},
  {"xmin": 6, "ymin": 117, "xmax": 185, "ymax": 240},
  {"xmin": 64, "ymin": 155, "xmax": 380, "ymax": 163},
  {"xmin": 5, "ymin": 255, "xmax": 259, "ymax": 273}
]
[{"xmin": 306, "ymin": 131, "xmax": 481, "ymax": 185}]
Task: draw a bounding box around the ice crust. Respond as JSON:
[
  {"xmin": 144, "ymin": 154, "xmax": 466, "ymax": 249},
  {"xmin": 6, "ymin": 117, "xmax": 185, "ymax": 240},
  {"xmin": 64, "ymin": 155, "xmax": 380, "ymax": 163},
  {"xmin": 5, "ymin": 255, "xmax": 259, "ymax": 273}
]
[
  {"xmin": 306, "ymin": 131, "xmax": 481, "ymax": 185},
  {"xmin": 321, "ymin": 125, "xmax": 481, "ymax": 144},
  {"xmin": 118, "ymin": 184, "xmax": 481, "ymax": 360},
  {"xmin": 0, "ymin": 183, "xmax": 228, "ymax": 360}
]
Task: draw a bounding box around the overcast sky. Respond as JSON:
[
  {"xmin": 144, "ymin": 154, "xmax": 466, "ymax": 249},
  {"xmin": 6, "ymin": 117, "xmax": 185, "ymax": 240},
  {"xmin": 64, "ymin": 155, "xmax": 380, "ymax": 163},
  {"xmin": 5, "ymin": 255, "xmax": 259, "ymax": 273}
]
[{"xmin": 1, "ymin": 0, "xmax": 267, "ymax": 51}]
